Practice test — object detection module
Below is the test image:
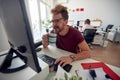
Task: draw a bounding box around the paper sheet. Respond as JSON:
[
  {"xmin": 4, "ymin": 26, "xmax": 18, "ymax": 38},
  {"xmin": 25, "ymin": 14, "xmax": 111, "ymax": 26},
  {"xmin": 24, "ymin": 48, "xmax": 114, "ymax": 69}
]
[
  {"xmin": 81, "ymin": 62, "xmax": 120, "ymax": 80},
  {"xmin": 52, "ymin": 65, "xmax": 113, "ymax": 80},
  {"xmin": 77, "ymin": 68, "xmax": 111, "ymax": 80}
]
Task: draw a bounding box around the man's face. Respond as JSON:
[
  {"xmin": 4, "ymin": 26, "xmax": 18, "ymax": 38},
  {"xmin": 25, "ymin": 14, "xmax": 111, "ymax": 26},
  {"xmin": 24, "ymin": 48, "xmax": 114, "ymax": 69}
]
[{"xmin": 51, "ymin": 13, "xmax": 67, "ymax": 34}]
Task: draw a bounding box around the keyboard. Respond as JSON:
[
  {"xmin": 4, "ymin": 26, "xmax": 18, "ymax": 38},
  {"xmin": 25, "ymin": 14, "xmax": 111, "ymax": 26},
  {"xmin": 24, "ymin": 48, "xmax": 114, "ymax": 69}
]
[
  {"xmin": 38, "ymin": 54, "xmax": 56, "ymax": 67},
  {"xmin": 38, "ymin": 54, "xmax": 72, "ymax": 72}
]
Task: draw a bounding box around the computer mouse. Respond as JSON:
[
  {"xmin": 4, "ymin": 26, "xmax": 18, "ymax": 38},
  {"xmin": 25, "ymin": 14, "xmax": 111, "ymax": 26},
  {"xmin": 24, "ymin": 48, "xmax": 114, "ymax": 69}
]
[{"xmin": 54, "ymin": 62, "xmax": 72, "ymax": 72}]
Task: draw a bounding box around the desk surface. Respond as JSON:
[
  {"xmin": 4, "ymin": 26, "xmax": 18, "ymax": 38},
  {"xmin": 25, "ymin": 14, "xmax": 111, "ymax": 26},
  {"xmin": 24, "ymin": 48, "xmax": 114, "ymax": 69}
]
[
  {"xmin": 0, "ymin": 46, "xmax": 120, "ymax": 80},
  {"xmin": 0, "ymin": 56, "xmax": 37, "ymax": 80},
  {"xmin": 38, "ymin": 45, "xmax": 120, "ymax": 77}
]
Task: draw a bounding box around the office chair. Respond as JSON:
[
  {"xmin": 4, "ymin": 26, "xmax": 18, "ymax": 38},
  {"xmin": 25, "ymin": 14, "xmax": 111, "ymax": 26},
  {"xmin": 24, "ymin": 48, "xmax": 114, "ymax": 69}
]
[
  {"xmin": 101, "ymin": 24, "xmax": 114, "ymax": 47},
  {"xmin": 102, "ymin": 24, "xmax": 114, "ymax": 40},
  {"xmin": 83, "ymin": 29, "xmax": 97, "ymax": 49},
  {"xmin": 105, "ymin": 24, "xmax": 114, "ymax": 32}
]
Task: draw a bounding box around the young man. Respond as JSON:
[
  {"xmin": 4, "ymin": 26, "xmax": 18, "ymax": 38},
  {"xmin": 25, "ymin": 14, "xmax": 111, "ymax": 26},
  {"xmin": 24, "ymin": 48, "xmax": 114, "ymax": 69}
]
[
  {"xmin": 82, "ymin": 19, "xmax": 94, "ymax": 32},
  {"xmin": 42, "ymin": 5, "xmax": 90, "ymax": 67}
]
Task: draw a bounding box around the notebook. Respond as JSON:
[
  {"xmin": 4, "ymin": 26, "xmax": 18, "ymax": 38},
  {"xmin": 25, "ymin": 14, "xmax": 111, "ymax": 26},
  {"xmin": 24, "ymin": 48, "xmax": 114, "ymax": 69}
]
[{"xmin": 81, "ymin": 62, "xmax": 120, "ymax": 80}]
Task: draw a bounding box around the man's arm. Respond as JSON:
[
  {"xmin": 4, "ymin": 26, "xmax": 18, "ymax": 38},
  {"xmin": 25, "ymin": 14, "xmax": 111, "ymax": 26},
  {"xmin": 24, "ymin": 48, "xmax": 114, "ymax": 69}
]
[
  {"xmin": 74, "ymin": 40, "xmax": 91, "ymax": 61},
  {"xmin": 55, "ymin": 40, "xmax": 91, "ymax": 67}
]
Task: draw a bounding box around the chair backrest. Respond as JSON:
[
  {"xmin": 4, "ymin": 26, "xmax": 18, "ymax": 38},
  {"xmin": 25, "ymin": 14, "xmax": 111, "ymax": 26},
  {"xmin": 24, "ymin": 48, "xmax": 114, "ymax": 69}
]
[
  {"xmin": 105, "ymin": 25, "xmax": 114, "ymax": 32},
  {"xmin": 83, "ymin": 29, "xmax": 97, "ymax": 43}
]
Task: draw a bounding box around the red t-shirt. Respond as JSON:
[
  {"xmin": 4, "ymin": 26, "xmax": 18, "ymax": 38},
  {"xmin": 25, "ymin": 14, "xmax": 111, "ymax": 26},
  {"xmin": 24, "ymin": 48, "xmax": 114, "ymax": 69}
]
[{"xmin": 56, "ymin": 26, "xmax": 84, "ymax": 54}]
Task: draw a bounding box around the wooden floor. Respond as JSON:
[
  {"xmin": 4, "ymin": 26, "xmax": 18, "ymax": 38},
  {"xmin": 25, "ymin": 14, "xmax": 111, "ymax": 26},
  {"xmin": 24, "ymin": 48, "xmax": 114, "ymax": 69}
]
[{"xmin": 90, "ymin": 41, "xmax": 120, "ymax": 68}]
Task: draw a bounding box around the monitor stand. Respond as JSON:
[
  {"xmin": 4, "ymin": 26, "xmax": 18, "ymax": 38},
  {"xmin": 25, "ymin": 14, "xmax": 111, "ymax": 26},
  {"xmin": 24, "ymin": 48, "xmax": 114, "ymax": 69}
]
[
  {"xmin": 0, "ymin": 47, "xmax": 27, "ymax": 73},
  {"xmin": 0, "ymin": 50, "xmax": 49, "ymax": 80}
]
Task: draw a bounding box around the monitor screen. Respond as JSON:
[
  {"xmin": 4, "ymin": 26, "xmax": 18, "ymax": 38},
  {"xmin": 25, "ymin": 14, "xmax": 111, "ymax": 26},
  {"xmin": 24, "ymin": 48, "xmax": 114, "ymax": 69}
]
[
  {"xmin": 0, "ymin": 0, "xmax": 41, "ymax": 73},
  {"xmin": 91, "ymin": 21, "xmax": 101, "ymax": 27},
  {"xmin": 77, "ymin": 20, "xmax": 101, "ymax": 28},
  {"xmin": 77, "ymin": 20, "xmax": 84, "ymax": 27},
  {"xmin": 68, "ymin": 20, "xmax": 74, "ymax": 26}
]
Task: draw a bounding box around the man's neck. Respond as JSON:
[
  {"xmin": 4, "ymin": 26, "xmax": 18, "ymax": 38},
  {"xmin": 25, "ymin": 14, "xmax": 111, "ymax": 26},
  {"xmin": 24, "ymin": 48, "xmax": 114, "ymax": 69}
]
[{"xmin": 59, "ymin": 25, "xmax": 69, "ymax": 36}]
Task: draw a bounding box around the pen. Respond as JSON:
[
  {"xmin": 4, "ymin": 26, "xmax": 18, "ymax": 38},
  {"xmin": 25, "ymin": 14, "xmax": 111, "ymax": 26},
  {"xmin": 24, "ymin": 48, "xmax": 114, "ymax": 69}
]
[
  {"xmin": 89, "ymin": 69, "xmax": 97, "ymax": 80},
  {"xmin": 89, "ymin": 64, "xmax": 97, "ymax": 80},
  {"xmin": 75, "ymin": 70, "xmax": 78, "ymax": 76}
]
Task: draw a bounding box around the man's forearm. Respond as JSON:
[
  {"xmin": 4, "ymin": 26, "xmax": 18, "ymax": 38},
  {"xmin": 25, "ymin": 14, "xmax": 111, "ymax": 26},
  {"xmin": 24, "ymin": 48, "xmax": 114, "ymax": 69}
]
[{"xmin": 74, "ymin": 51, "xmax": 91, "ymax": 61}]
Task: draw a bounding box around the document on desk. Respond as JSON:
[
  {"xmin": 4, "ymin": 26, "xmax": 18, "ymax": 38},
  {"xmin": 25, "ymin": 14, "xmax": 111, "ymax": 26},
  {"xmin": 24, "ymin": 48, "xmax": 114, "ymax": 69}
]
[
  {"xmin": 81, "ymin": 62, "xmax": 120, "ymax": 80},
  {"xmin": 77, "ymin": 68, "xmax": 107, "ymax": 80}
]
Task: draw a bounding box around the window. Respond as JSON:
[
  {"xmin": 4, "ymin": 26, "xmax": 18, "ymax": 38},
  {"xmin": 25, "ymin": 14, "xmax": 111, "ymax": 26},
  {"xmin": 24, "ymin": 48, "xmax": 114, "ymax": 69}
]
[
  {"xmin": 39, "ymin": 1, "xmax": 52, "ymax": 35},
  {"xmin": 27, "ymin": 0, "xmax": 51, "ymax": 43},
  {"xmin": 27, "ymin": 0, "xmax": 41, "ymax": 43},
  {"xmin": 40, "ymin": 1, "xmax": 47, "ymax": 35}
]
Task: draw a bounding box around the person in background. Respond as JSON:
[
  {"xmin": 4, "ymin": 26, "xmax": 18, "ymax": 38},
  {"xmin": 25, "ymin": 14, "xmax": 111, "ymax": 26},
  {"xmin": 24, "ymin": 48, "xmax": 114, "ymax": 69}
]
[
  {"xmin": 42, "ymin": 4, "xmax": 90, "ymax": 67},
  {"xmin": 82, "ymin": 19, "xmax": 94, "ymax": 32}
]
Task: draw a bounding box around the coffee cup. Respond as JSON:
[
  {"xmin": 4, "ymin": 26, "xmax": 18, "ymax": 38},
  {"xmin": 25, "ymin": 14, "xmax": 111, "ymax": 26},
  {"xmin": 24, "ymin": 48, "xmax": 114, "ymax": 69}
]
[{"xmin": 48, "ymin": 33, "xmax": 57, "ymax": 46}]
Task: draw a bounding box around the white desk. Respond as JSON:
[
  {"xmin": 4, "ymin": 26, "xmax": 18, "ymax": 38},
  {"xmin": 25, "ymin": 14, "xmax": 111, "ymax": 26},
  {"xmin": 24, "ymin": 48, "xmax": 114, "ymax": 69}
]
[
  {"xmin": 37, "ymin": 45, "xmax": 120, "ymax": 79},
  {"xmin": 95, "ymin": 30, "xmax": 109, "ymax": 47},
  {"xmin": 0, "ymin": 46, "xmax": 120, "ymax": 80},
  {"xmin": 0, "ymin": 55, "xmax": 36, "ymax": 80},
  {"xmin": 0, "ymin": 52, "xmax": 49, "ymax": 80}
]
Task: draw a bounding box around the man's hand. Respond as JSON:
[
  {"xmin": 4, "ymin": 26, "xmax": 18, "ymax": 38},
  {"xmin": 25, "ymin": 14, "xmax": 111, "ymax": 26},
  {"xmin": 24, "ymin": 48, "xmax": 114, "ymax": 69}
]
[
  {"xmin": 55, "ymin": 56, "xmax": 73, "ymax": 67},
  {"xmin": 42, "ymin": 34, "xmax": 49, "ymax": 48}
]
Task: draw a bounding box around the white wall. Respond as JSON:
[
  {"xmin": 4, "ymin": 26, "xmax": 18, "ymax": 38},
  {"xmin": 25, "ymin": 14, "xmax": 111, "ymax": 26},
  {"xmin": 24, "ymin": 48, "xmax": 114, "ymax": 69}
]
[
  {"xmin": 54, "ymin": 0, "xmax": 120, "ymax": 28},
  {"xmin": 0, "ymin": 6, "xmax": 10, "ymax": 52}
]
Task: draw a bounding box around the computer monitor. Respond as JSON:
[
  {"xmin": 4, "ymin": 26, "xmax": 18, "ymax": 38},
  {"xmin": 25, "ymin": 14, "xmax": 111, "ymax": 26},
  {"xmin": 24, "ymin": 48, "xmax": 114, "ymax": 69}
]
[
  {"xmin": 68, "ymin": 20, "xmax": 74, "ymax": 26},
  {"xmin": 77, "ymin": 20, "xmax": 84, "ymax": 28},
  {"xmin": 0, "ymin": 0, "xmax": 41, "ymax": 73},
  {"xmin": 91, "ymin": 21, "xmax": 101, "ymax": 28}
]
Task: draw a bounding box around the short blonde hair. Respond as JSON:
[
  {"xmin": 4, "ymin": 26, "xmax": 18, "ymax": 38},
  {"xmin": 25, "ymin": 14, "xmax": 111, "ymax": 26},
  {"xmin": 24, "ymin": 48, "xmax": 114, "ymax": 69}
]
[{"xmin": 51, "ymin": 4, "xmax": 68, "ymax": 20}]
